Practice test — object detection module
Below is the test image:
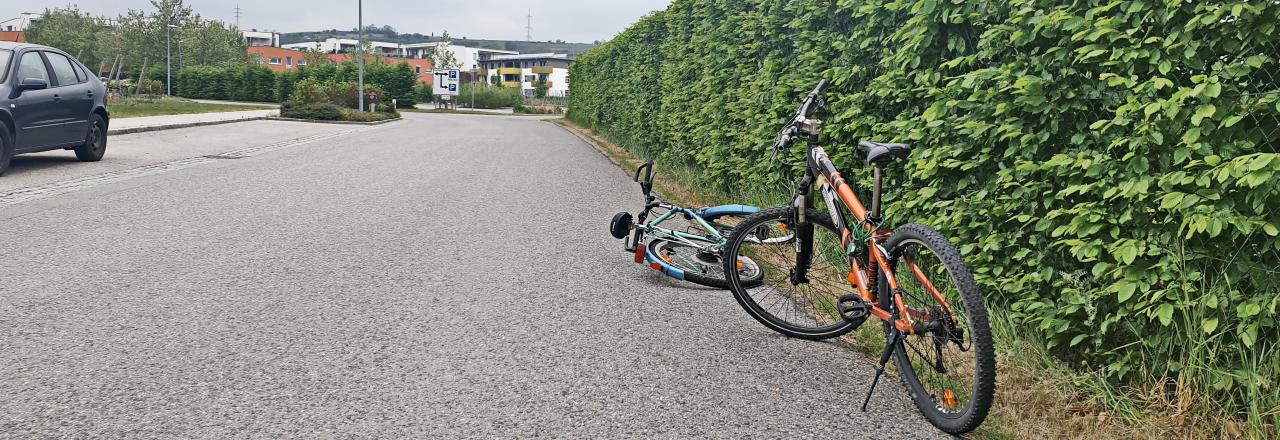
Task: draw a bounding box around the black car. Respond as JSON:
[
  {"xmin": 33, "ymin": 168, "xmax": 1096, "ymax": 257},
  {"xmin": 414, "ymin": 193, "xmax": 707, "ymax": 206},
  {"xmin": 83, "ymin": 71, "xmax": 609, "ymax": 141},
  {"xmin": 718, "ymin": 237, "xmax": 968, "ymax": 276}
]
[{"xmin": 0, "ymin": 42, "xmax": 109, "ymax": 176}]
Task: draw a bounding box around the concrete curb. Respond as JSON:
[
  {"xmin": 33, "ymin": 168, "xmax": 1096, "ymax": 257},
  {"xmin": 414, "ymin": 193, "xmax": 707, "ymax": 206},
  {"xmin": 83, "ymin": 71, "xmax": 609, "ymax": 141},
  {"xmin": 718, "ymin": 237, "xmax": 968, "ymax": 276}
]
[
  {"xmin": 269, "ymin": 116, "xmax": 403, "ymax": 126},
  {"xmin": 108, "ymin": 117, "xmax": 270, "ymax": 135}
]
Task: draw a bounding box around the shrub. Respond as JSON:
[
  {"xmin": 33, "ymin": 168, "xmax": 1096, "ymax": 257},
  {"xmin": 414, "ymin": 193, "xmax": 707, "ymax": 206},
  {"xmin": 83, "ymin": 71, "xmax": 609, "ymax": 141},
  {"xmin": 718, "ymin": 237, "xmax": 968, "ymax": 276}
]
[
  {"xmin": 570, "ymin": 0, "xmax": 1280, "ymax": 425},
  {"xmin": 341, "ymin": 109, "xmax": 397, "ymax": 122},
  {"xmin": 280, "ymin": 101, "xmax": 344, "ymax": 121},
  {"xmin": 173, "ymin": 64, "xmax": 276, "ymax": 102},
  {"xmin": 277, "ymin": 58, "xmax": 417, "ymax": 107},
  {"xmin": 287, "ymin": 78, "xmax": 385, "ymax": 111},
  {"xmin": 456, "ymin": 83, "xmax": 524, "ymax": 109}
]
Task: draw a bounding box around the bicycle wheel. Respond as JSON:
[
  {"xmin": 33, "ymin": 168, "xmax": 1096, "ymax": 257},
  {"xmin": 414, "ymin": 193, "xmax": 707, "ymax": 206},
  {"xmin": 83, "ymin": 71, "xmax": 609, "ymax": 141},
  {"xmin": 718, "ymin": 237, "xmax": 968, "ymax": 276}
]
[
  {"xmin": 722, "ymin": 206, "xmax": 860, "ymax": 340},
  {"xmin": 880, "ymin": 223, "xmax": 995, "ymax": 435},
  {"xmin": 648, "ymin": 239, "xmax": 763, "ymax": 289}
]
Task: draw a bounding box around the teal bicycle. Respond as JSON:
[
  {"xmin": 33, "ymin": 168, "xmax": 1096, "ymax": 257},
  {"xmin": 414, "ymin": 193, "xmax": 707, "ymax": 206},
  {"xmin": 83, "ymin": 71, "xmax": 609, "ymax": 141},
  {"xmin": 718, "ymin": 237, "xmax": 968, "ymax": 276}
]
[{"xmin": 610, "ymin": 161, "xmax": 771, "ymax": 289}]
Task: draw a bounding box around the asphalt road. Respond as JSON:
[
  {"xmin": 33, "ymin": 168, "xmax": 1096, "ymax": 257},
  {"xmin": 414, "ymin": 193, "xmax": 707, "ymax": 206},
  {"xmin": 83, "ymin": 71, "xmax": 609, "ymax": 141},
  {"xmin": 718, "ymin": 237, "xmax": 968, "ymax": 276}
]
[{"xmin": 0, "ymin": 113, "xmax": 940, "ymax": 438}]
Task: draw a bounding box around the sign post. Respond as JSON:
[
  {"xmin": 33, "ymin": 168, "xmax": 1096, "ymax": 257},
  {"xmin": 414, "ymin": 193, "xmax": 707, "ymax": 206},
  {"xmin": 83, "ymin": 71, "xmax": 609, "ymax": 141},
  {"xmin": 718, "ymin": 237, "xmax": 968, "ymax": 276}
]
[{"xmin": 432, "ymin": 69, "xmax": 461, "ymax": 110}]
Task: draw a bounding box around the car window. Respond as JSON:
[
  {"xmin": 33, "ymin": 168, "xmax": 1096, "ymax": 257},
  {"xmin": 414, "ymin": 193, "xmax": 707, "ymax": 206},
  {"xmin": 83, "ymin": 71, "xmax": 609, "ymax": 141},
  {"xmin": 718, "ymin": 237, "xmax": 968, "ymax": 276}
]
[
  {"xmin": 45, "ymin": 52, "xmax": 81, "ymax": 86},
  {"xmin": 16, "ymin": 51, "xmax": 50, "ymax": 84},
  {"xmin": 73, "ymin": 58, "xmax": 88, "ymax": 82},
  {"xmin": 0, "ymin": 50, "xmax": 10, "ymax": 83}
]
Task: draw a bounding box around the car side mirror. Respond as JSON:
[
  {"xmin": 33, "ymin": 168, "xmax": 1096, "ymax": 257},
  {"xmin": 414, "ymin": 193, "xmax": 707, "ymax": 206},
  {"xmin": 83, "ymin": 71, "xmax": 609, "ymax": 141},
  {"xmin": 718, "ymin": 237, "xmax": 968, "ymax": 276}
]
[{"xmin": 17, "ymin": 78, "xmax": 49, "ymax": 92}]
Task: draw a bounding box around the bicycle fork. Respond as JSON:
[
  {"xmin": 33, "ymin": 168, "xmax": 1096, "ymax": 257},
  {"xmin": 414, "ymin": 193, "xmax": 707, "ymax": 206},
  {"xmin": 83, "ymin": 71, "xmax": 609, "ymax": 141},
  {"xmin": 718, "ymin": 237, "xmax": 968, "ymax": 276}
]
[{"xmin": 790, "ymin": 173, "xmax": 814, "ymax": 285}]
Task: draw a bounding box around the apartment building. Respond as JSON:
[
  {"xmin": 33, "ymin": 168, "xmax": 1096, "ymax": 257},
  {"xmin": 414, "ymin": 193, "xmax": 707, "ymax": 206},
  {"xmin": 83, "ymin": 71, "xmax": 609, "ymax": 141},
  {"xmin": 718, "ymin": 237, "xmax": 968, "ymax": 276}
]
[
  {"xmin": 478, "ymin": 53, "xmax": 573, "ymax": 97},
  {"xmin": 0, "ymin": 13, "xmax": 39, "ymax": 32},
  {"xmin": 399, "ymin": 43, "xmax": 516, "ymax": 71},
  {"xmin": 248, "ymin": 46, "xmax": 310, "ymax": 72},
  {"xmin": 282, "ymin": 38, "xmax": 402, "ymax": 57},
  {"xmin": 242, "ymin": 31, "xmax": 280, "ymax": 47},
  {"xmin": 323, "ymin": 53, "xmax": 435, "ymax": 85}
]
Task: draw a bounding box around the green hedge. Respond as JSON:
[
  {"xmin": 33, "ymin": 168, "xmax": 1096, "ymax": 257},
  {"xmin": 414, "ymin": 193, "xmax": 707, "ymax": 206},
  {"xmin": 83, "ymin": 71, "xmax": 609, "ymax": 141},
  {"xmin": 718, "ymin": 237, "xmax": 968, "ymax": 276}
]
[
  {"xmin": 173, "ymin": 64, "xmax": 276, "ymax": 102},
  {"xmin": 571, "ymin": 0, "xmax": 1280, "ymax": 417}
]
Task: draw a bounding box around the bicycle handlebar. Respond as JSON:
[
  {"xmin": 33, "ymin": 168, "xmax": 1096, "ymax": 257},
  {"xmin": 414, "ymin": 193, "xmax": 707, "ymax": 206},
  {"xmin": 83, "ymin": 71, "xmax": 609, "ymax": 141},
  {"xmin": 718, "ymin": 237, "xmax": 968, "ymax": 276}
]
[
  {"xmin": 635, "ymin": 160, "xmax": 655, "ymax": 196},
  {"xmin": 771, "ymin": 79, "xmax": 829, "ymax": 160},
  {"xmin": 797, "ymin": 79, "xmax": 829, "ymax": 119}
]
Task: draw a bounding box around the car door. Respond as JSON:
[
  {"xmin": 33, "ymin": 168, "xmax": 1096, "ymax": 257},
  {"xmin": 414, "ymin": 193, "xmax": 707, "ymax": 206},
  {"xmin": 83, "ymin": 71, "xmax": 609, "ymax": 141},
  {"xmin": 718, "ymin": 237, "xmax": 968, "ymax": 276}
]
[
  {"xmin": 10, "ymin": 50, "xmax": 60, "ymax": 151},
  {"xmin": 42, "ymin": 51, "xmax": 92, "ymax": 145}
]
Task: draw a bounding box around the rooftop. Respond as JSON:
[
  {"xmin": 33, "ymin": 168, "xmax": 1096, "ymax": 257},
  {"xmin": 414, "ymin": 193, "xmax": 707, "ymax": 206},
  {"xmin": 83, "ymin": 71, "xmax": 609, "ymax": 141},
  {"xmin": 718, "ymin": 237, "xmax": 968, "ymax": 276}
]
[{"xmin": 488, "ymin": 53, "xmax": 573, "ymax": 61}]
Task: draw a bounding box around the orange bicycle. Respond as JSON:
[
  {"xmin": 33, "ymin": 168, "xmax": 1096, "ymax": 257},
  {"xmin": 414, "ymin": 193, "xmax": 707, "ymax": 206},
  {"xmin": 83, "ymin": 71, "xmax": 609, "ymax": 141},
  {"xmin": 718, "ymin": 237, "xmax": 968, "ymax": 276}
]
[{"xmin": 721, "ymin": 80, "xmax": 995, "ymax": 434}]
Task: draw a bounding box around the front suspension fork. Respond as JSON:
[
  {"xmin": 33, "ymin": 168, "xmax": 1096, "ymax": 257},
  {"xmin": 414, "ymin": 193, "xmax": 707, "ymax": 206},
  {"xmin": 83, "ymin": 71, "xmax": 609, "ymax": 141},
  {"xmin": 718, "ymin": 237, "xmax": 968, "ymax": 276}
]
[{"xmin": 791, "ymin": 174, "xmax": 814, "ymax": 285}]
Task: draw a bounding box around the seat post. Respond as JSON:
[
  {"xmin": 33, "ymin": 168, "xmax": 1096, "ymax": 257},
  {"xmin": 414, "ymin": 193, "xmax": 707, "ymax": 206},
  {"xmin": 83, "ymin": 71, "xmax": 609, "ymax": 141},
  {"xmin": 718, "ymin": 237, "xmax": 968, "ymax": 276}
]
[{"xmin": 869, "ymin": 166, "xmax": 883, "ymax": 224}]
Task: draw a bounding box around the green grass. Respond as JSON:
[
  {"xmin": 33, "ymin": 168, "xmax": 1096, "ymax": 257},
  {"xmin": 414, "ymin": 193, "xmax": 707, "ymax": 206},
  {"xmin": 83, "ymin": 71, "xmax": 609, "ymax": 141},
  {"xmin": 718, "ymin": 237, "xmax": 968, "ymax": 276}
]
[{"xmin": 109, "ymin": 97, "xmax": 268, "ymax": 119}]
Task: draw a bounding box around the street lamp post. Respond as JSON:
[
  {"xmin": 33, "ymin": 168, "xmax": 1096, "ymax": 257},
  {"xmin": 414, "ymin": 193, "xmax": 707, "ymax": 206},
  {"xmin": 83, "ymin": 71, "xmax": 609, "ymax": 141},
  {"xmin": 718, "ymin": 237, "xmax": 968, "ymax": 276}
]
[
  {"xmin": 166, "ymin": 24, "xmax": 176, "ymax": 95},
  {"xmin": 357, "ymin": 0, "xmax": 365, "ymax": 112}
]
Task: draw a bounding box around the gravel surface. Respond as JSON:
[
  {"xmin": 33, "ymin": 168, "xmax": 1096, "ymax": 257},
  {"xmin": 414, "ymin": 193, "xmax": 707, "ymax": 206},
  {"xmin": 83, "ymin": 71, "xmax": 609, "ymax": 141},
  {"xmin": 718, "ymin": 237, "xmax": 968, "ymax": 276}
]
[{"xmin": 0, "ymin": 113, "xmax": 942, "ymax": 438}]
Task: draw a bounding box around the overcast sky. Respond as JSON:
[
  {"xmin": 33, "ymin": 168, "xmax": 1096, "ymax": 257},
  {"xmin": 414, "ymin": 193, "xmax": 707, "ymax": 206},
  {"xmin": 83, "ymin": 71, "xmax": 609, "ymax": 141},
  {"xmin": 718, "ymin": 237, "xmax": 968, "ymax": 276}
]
[{"xmin": 5, "ymin": 1, "xmax": 672, "ymax": 43}]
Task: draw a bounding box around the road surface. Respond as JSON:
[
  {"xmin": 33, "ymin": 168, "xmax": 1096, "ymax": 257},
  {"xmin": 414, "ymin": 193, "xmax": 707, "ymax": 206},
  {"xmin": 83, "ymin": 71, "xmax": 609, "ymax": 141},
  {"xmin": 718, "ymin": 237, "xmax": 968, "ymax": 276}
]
[{"xmin": 0, "ymin": 113, "xmax": 940, "ymax": 438}]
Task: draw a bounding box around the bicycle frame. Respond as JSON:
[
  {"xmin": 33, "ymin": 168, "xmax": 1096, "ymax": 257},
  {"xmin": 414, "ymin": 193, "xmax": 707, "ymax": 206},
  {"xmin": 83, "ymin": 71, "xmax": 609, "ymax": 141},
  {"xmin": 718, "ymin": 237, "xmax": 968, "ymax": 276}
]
[
  {"xmin": 623, "ymin": 161, "xmax": 760, "ymax": 280},
  {"xmin": 791, "ymin": 120, "xmax": 955, "ymax": 336}
]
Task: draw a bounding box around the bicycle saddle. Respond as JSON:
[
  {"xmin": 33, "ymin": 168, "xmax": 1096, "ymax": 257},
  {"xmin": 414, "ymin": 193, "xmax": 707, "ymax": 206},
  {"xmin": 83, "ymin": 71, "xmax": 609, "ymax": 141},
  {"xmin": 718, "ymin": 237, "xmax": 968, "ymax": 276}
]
[{"xmin": 857, "ymin": 141, "xmax": 912, "ymax": 165}]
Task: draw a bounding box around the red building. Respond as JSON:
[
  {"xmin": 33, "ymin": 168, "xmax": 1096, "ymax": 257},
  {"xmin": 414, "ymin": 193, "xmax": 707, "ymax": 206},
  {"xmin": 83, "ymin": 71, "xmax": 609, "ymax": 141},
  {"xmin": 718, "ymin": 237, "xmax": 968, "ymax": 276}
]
[
  {"xmin": 248, "ymin": 46, "xmax": 309, "ymax": 72},
  {"xmin": 0, "ymin": 31, "xmax": 25, "ymax": 42},
  {"xmin": 326, "ymin": 53, "xmax": 434, "ymax": 85}
]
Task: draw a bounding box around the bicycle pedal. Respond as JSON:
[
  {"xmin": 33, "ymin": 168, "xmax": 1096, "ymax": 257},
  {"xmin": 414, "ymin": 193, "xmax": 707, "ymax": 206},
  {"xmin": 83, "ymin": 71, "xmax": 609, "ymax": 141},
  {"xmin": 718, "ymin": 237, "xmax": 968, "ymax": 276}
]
[{"xmin": 837, "ymin": 294, "xmax": 871, "ymax": 323}]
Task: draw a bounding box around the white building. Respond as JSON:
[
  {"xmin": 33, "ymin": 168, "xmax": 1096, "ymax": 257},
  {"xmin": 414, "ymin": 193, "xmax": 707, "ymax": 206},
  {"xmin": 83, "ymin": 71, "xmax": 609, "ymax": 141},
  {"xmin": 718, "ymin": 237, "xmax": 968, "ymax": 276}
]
[
  {"xmin": 399, "ymin": 43, "xmax": 517, "ymax": 71},
  {"xmin": 242, "ymin": 31, "xmax": 280, "ymax": 47},
  {"xmin": 479, "ymin": 53, "xmax": 574, "ymax": 97},
  {"xmin": 282, "ymin": 38, "xmax": 401, "ymax": 57},
  {"xmin": 1, "ymin": 13, "xmax": 40, "ymax": 32}
]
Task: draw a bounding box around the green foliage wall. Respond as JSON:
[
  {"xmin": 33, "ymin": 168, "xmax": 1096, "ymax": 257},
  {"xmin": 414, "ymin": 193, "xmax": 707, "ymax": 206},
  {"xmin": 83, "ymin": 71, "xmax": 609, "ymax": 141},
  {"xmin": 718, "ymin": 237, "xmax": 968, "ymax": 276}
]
[
  {"xmin": 173, "ymin": 65, "xmax": 276, "ymax": 102},
  {"xmin": 571, "ymin": 0, "xmax": 1280, "ymax": 402}
]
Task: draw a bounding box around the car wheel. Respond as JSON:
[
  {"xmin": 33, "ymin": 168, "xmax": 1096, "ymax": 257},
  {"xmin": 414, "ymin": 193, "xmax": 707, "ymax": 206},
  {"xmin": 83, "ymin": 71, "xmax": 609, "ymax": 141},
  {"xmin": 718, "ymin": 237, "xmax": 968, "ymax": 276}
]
[
  {"xmin": 0, "ymin": 124, "xmax": 13, "ymax": 176},
  {"xmin": 74, "ymin": 114, "xmax": 107, "ymax": 162}
]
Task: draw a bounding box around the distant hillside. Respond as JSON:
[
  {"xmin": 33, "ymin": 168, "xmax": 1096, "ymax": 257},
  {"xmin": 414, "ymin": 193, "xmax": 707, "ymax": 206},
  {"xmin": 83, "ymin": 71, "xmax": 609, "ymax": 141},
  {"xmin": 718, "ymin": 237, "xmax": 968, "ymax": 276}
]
[{"xmin": 279, "ymin": 28, "xmax": 598, "ymax": 56}]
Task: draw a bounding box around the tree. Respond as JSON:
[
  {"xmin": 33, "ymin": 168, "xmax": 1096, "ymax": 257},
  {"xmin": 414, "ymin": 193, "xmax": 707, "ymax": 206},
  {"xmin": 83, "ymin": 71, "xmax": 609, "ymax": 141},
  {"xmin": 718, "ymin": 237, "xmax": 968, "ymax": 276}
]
[
  {"xmin": 534, "ymin": 76, "xmax": 549, "ymax": 98},
  {"xmin": 24, "ymin": 7, "xmax": 113, "ymax": 69},
  {"xmin": 426, "ymin": 30, "xmax": 461, "ymax": 70},
  {"xmin": 112, "ymin": 0, "xmax": 245, "ymax": 77}
]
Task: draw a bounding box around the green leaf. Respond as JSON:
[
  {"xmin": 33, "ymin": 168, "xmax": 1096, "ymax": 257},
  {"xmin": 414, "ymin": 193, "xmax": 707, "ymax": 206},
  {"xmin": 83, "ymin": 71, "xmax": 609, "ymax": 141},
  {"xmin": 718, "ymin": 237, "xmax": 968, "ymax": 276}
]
[
  {"xmin": 1158, "ymin": 60, "xmax": 1171, "ymax": 75},
  {"xmin": 1192, "ymin": 104, "xmax": 1216, "ymax": 125},
  {"xmin": 1202, "ymin": 317, "xmax": 1219, "ymax": 334},
  {"xmin": 1263, "ymin": 223, "xmax": 1279, "ymax": 236},
  {"xmin": 1155, "ymin": 304, "xmax": 1175, "ymax": 326},
  {"xmin": 1117, "ymin": 282, "xmax": 1137, "ymax": 302},
  {"xmin": 1182, "ymin": 127, "xmax": 1201, "ymax": 144},
  {"xmin": 1070, "ymin": 334, "xmax": 1088, "ymax": 347},
  {"xmin": 1204, "ymin": 82, "xmax": 1221, "ymax": 98}
]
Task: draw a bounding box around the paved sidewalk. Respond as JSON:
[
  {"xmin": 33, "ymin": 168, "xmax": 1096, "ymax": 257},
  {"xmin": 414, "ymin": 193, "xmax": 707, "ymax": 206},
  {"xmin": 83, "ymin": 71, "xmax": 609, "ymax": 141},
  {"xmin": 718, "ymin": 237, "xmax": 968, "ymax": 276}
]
[
  {"xmin": 190, "ymin": 99, "xmax": 280, "ymax": 108},
  {"xmin": 109, "ymin": 109, "xmax": 279, "ymax": 135}
]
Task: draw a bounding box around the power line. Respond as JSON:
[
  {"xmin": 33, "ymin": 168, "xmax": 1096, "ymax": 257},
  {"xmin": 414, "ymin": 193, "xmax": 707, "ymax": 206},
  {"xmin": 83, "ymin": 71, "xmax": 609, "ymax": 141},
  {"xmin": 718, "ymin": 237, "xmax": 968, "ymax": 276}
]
[{"xmin": 233, "ymin": 4, "xmax": 241, "ymax": 29}]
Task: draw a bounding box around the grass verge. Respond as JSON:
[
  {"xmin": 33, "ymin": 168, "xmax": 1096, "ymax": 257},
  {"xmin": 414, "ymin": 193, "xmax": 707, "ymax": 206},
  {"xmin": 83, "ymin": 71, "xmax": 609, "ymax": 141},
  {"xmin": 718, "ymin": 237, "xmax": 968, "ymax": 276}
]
[
  {"xmin": 110, "ymin": 96, "xmax": 267, "ymax": 118},
  {"xmin": 552, "ymin": 117, "xmax": 1265, "ymax": 439}
]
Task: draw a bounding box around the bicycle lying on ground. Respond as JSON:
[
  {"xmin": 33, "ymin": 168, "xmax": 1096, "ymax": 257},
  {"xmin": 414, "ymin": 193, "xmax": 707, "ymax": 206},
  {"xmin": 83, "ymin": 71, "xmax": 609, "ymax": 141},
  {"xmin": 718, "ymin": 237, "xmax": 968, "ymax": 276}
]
[
  {"xmin": 720, "ymin": 80, "xmax": 996, "ymax": 434},
  {"xmin": 610, "ymin": 161, "xmax": 769, "ymax": 289}
]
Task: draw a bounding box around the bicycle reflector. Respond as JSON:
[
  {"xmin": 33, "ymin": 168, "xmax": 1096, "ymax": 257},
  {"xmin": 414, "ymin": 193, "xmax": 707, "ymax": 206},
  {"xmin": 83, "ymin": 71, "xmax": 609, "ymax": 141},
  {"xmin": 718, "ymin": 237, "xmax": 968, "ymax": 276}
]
[
  {"xmin": 942, "ymin": 390, "xmax": 958, "ymax": 410},
  {"xmin": 610, "ymin": 212, "xmax": 633, "ymax": 239}
]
